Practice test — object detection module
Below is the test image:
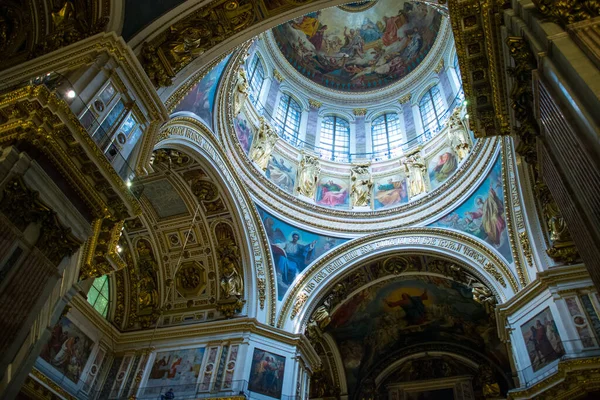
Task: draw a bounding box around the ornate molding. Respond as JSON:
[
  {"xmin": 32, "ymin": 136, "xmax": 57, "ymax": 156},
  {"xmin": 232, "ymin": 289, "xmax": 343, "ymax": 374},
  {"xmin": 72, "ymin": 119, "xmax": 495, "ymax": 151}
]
[{"xmin": 532, "ymin": 0, "xmax": 600, "ymax": 28}]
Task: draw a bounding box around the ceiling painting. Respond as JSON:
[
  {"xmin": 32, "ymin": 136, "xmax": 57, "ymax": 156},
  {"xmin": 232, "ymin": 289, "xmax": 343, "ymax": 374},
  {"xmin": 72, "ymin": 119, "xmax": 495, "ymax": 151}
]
[{"xmin": 271, "ymin": 0, "xmax": 442, "ymax": 92}]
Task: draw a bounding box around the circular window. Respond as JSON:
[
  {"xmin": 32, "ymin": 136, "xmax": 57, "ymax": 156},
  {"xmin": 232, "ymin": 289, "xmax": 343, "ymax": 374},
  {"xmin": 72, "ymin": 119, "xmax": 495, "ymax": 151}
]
[{"xmin": 117, "ymin": 132, "xmax": 127, "ymax": 145}]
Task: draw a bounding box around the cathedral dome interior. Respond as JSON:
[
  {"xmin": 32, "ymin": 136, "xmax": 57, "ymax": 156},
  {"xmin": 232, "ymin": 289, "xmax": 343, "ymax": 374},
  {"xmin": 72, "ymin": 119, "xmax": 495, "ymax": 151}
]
[{"xmin": 0, "ymin": 0, "xmax": 599, "ymax": 400}]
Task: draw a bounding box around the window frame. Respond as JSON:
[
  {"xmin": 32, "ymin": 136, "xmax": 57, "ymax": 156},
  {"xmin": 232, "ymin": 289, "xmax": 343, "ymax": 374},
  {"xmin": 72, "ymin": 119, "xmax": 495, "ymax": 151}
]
[
  {"xmin": 87, "ymin": 275, "xmax": 110, "ymax": 318},
  {"xmin": 419, "ymin": 85, "xmax": 444, "ymax": 133},
  {"xmin": 320, "ymin": 115, "xmax": 350, "ymax": 161},
  {"xmin": 275, "ymin": 93, "xmax": 302, "ymax": 142},
  {"xmin": 247, "ymin": 54, "xmax": 265, "ymax": 104},
  {"xmin": 371, "ymin": 113, "xmax": 403, "ymax": 157}
]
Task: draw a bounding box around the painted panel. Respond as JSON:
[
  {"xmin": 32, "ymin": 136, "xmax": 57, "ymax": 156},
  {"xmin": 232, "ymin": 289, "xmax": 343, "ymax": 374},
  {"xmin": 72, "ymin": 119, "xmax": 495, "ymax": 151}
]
[
  {"xmin": 427, "ymin": 146, "xmax": 458, "ymax": 190},
  {"xmin": 39, "ymin": 316, "xmax": 95, "ymax": 384},
  {"xmin": 271, "ymin": 1, "xmax": 443, "ymax": 91},
  {"xmin": 143, "ymin": 347, "xmax": 206, "ymax": 396},
  {"xmin": 316, "ymin": 175, "xmax": 350, "ymax": 209},
  {"xmin": 173, "ymin": 55, "xmax": 232, "ymax": 130},
  {"xmin": 257, "ymin": 205, "xmax": 348, "ymax": 299},
  {"xmin": 373, "ymin": 174, "xmax": 408, "ymax": 209},
  {"xmin": 143, "ymin": 179, "xmax": 188, "ymax": 219},
  {"xmin": 329, "ymin": 276, "xmax": 507, "ymax": 396},
  {"xmin": 234, "ymin": 112, "xmax": 254, "ymax": 154},
  {"xmin": 266, "ymin": 152, "xmax": 297, "ymax": 194},
  {"xmin": 248, "ymin": 348, "xmax": 286, "ymax": 398},
  {"xmin": 429, "ymin": 155, "xmax": 513, "ymax": 263},
  {"xmin": 520, "ymin": 307, "xmax": 564, "ymax": 372}
]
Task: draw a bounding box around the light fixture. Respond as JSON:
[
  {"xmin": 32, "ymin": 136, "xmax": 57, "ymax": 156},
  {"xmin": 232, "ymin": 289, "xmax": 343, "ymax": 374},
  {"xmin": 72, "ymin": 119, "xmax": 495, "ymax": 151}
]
[
  {"xmin": 465, "ymin": 114, "xmax": 470, "ymax": 119},
  {"xmin": 126, "ymin": 180, "xmax": 132, "ymax": 188},
  {"xmin": 463, "ymin": 100, "xmax": 468, "ymax": 106},
  {"xmin": 66, "ymin": 90, "xmax": 76, "ymax": 99}
]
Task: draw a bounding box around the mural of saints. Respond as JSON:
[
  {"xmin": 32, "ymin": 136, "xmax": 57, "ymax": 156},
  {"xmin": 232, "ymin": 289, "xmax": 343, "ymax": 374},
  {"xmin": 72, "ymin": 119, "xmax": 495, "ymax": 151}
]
[
  {"xmin": 248, "ymin": 348, "xmax": 286, "ymax": 398},
  {"xmin": 173, "ymin": 55, "xmax": 231, "ymax": 129},
  {"xmin": 257, "ymin": 205, "xmax": 348, "ymax": 299},
  {"xmin": 429, "ymin": 155, "xmax": 513, "ymax": 263},
  {"xmin": 272, "ymin": 0, "xmax": 442, "ymax": 91},
  {"xmin": 39, "ymin": 316, "xmax": 94, "ymax": 384}
]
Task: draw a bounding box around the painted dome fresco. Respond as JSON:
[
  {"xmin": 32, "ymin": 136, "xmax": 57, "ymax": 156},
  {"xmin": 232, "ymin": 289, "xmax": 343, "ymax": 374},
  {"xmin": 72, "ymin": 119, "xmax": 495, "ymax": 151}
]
[{"xmin": 272, "ymin": 0, "xmax": 443, "ymax": 92}]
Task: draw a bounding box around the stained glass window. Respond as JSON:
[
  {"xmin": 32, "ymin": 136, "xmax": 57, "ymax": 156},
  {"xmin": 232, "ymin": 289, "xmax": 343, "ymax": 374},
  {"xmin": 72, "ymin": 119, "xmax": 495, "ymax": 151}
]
[
  {"xmin": 275, "ymin": 93, "xmax": 302, "ymax": 142},
  {"xmin": 419, "ymin": 85, "xmax": 445, "ymax": 133},
  {"xmin": 320, "ymin": 116, "xmax": 350, "ymax": 161},
  {"xmin": 371, "ymin": 113, "xmax": 403, "ymax": 156},
  {"xmin": 87, "ymin": 275, "xmax": 109, "ymax": 318},
  {"xmin": 247, "ymin": 55, "xmax": 265, "ymax": 104}
]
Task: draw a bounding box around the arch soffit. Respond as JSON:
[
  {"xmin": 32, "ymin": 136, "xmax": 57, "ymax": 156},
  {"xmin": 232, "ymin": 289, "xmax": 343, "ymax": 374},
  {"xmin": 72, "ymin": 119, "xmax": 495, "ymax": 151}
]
[
  {"xmin": 155, "ymin": 119, "xmax": 276, "ymax": 325},
  {"xmin": 278, "ymin": 227, "xmax": 519, "ymax": 332}
]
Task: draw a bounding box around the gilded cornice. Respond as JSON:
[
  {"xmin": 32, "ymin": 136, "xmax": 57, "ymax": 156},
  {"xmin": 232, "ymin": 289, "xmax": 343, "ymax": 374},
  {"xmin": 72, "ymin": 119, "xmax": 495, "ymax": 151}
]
[
  {"xmin": 507, "ymin": 357, "xmax": 600, "ymax": 399},
  {"xmin": 277, "ymin": 227, "xmax": 519, "ymax": 330}
]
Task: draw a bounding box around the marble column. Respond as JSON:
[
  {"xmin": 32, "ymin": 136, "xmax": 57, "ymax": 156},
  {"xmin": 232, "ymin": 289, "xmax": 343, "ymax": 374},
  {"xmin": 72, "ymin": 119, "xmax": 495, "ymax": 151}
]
[
  {"xmin": 264, "ymin": 70, "xmax": 283, "ymax": 121},
  {"xmin": 353, "ymin": 108, "xmax": 368, "ymax": 157},
  {"xmin": 304, "ymin": 99, "xmax": 322, "ymax": 149},
  {"xmin": 399, "ymin": 94, "xmax": 417, "ymax": 147}
]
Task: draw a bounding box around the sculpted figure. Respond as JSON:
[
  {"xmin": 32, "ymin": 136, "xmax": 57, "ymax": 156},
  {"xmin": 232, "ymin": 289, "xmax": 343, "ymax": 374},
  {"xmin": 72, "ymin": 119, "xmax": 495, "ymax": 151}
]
[
  {"xmin": 248, "ymin": 117, "xmax": 278, "ymax": 170},
  {"xmin": 297, "ymin": 155, "xmax": 321, "ymax": 199},
  {"xmin": 544, "ymin": 201, "xmax": 571, "ymax": 243},
  {"xmin": 220, "ymin": 256, "xmax": 243, "ymax": 298},
  {"xmin": 351, "ymin": 165, "xmax": 373, "ymax": 207},
  {"xmin": 233, "ymin": 67, "xmax": 249, "ymax": 115},
  {"xmin": 167, "ymin": 26, "xmax": 211, "ymax": 69},
  {"xmin": 448, "ymin": 109, "xmax": 470, "ymax": 161},
  {"xmin": 403, "ymin": 152, "xmax": 427, "ymax": 198}
]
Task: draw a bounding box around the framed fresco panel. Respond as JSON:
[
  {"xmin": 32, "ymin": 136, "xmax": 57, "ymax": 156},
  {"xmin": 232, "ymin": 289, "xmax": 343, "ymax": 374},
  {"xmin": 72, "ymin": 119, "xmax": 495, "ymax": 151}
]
[
  {"xmin": 39, "ymin": 316, "xmax": 95, "ymax": 384},
  {"xmin": 316, "ymin": 175, "xmax": 350, "ymax": 209},
  {"xmin": 520, "ymin": 307, "xmax": 565, "ymax": 372},
  {"xmin": 234, "ymin": 112, "xmax": 254, "ymax": 155},
  {"xmin": 248, "ymin": 348, "xmax": 286, "ymax": 398},
  {"xmin": 427, "ymin": 147, "xmax": 458, "ymax": 190},
  {"xmin": 143, "ymin": 347, "xmax": 206, "ymax": 396},
  {"xmin": 373, "ymin": 174, "xmax": 408, "ymax": 210},
  {"xmin": 266, "ymin": 152, "xmax": 297, "ymax": 194}
]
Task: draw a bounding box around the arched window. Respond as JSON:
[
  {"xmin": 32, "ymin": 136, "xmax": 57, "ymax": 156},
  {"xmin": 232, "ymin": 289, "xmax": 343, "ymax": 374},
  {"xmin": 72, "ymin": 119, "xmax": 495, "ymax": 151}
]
[
  {"xmin": 371, "ymin": 113, "xmax": 403, "ymax": 156},
  {"xmin": 275, "ymin": 93, "xmax": 302, "ymax": 142},
  {"xmin": 419, "ymin": 85, "xmax": 445, "ymax": 133},
  {"xmin": 247, "ymin": 54, "xmax": 265, "ymax": 104},
  {"xmin": 320, "ymin": 116, "xmax": 350, "ymax": 160},
  {"xmin": 453, "ymin": 53, "xmax": 460, "ymax": 76},
  {"xmin": 87, "ymin": 275, "xmax": 109, "ymax": 318}
]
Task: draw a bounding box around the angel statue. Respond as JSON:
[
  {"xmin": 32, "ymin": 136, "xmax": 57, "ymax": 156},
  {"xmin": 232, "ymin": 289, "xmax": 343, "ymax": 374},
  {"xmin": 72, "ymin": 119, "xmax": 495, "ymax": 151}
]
[
  {"xmin": 220, "ymin": 256, "xmax": 243, "ymax": 298},
  {"xmin": 448, "ymin": 109, "xmax": 470, "ymax": 161},
  {"xmin": 350, "ymin": 165, "xmax": 373, "ymax": 207},
  {"xmin": 233, "ymin": 67, "xmax": 249, "ymax": 115},
  {"xmin": 403, "ymin": 152, "xmax": 427, "ymax": 198},
  {"xmin": 248, "ymin": 117, "xmax": 278, "ymax": 170},
  {"xmin": 297, "ymin": 155, "xmax": 321, "ymax": 199}
]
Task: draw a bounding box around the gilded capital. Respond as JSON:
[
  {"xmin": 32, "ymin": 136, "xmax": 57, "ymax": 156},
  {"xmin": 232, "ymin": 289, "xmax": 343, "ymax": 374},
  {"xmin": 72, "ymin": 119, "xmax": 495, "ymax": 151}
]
[
  {"xmin": 273, "ymin": 69, "xmax": 284, "ymax": 83},
  {"xmin": 398, "ymin": 94, "xmax": 412, "ymax": 104},
  {"xmin": 434, "ymin": 59, "xmax": 445, "ymax": 74},
  {"xmin": 309, "ymin": 99, "xmax": 322, "ymax": 109},
  {"xmin": 353, "ymin": 108, "xmax": 367, "ymax": 116}
]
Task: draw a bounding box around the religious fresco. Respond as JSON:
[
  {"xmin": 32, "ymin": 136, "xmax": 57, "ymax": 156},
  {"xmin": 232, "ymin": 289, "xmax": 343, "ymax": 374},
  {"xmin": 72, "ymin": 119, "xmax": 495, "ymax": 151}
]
[
  {"xmin": 234, "ymin": 112, "xmax": 254, "ymax": 154},
  {"xmin": 520, "ymin": 308, "xmax": 564, "ymax": 372},
  {"xmin": 266, "ymin": 152, "xmax": 297, "ymax": 194},
  {"xmin": 257, "ymin": 205, "xmax": 348, "ymax": 299},
  {"xmin": 143, "ymin": 347, "xmax": 206, "ymax": 395},
  {"xmin": 328, "ymin": 276, "xmax": 506, "ymax": 395},
  {"xmin": 373, "ymin": 174, "xmax": 408, "ymax": 210},
  {"xmin": 39, "ymin": 316, "xmax": 95, "ymax": 384},
  {"xmin": 248, "ymin": 348, "xmax": 286, "ymax": 398},
  {"xmin": 427, "ymin": 146, "xmax": 459, "ymax": 190},
  {"xmin": 271, "ymin": 0, "xmax": 442, "ymax": 91},
  {"xmin": 428, "ymin": 155, "xmax": 514, "ymax": 264},
  {"xmin": 316, "ymin": 175, "xmax": 350, "ymax": 209},
  {"xmin": 173, "ymin": 55, "xmax": 232, "ymax": 130}
]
